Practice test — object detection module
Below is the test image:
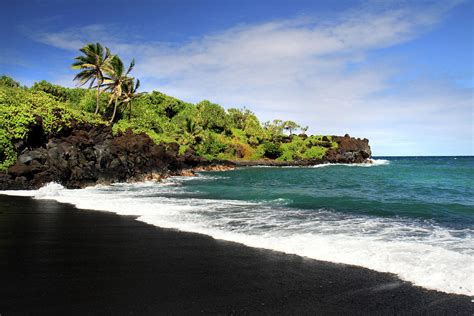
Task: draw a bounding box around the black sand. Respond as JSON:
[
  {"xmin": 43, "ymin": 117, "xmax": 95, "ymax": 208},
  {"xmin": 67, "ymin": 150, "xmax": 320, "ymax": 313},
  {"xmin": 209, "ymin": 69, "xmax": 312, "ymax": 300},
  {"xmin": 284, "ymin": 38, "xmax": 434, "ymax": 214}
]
[{"xmin": 0, "ymin": 195, "xmax": 472, "ymax": 315}]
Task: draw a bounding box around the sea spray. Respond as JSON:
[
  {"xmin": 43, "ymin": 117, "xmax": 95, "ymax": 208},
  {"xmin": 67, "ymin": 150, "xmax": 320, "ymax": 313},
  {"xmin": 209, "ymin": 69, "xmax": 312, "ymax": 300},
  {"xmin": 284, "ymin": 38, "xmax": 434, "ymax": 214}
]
[{"xmin": 1, "ymin": 157, "xmax": 473, "ymax": 296}]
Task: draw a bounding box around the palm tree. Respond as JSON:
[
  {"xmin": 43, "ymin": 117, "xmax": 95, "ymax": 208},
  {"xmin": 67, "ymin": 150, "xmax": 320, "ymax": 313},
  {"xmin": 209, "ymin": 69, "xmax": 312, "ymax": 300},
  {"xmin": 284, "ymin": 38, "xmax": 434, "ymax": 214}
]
[
  {"xmin": 181, "ymin": 117, "xmax": 202, "ymax": 146},
  {"xmin": 102, "ymin": 55, "xmax": 135, "ymax": 123},
  {"xmin": 120, "ymin": 78, "xmax": 143, "ymax": 121},
  {"xmin": 72, "ymin": 43, "xmax": 112, "ymax": 115}
]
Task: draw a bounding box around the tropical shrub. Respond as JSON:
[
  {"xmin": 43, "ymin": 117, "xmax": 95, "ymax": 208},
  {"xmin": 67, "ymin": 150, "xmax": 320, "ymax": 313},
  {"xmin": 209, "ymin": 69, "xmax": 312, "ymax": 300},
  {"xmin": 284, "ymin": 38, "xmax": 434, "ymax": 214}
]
[
  {"xmin": 262, "ymin": 141, "xmax": 282, "ymax": 159},
  {"xmin": 0, "ymin": 86, "xmax": 100, "ymax": 170},
  {"xmin": 196, "ymin": 100, "xmax": 229, "ymax": 133},
  {"xmin": 2, "ymin": 40, "xmax": 340, "ymax": 170},
  {"xmin": 0, "ymin": 76, "xmax": 21, "ymax": 88}
]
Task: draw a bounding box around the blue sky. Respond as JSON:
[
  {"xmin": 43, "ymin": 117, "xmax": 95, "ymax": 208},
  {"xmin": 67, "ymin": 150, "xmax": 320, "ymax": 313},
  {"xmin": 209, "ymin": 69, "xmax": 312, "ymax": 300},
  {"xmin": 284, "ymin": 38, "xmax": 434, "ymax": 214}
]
[{"xmin": 1, "ymin": 0, "xmax": 473, "ymax": 156}]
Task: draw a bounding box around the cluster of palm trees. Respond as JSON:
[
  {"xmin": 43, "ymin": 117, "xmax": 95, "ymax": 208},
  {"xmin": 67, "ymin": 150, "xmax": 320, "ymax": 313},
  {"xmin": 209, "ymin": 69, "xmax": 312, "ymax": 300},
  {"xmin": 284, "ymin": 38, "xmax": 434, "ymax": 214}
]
[{"xmin": 72, "ymin": 43, "xmax": 142, "ymax": 122}]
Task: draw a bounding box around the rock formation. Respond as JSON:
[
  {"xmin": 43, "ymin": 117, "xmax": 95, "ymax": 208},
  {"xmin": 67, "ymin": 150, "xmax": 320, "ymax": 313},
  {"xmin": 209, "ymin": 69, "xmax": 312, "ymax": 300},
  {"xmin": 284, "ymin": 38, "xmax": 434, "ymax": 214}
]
[
  {"xmin": 0, "ymin": 121, "xmax": 372, "ymax": 190},
  {"xmin": 0, "ymin": 121, "xmax": 204, "ymax": 189},
  {"xmin": 325, "ymin": 134, "xmax": 372, "ymax": 163}
]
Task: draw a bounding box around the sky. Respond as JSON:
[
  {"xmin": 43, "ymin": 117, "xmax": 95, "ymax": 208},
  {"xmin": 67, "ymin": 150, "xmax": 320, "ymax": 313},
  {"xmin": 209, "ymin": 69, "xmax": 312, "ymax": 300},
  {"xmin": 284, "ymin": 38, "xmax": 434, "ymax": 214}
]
[{"xmin": 1, "ymin": 0, "xmax": 473, "ymax": 156}]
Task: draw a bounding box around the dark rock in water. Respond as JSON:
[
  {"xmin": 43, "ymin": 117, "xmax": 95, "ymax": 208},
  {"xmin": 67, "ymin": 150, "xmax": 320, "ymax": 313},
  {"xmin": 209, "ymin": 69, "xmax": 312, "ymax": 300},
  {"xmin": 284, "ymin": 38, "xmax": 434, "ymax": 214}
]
[
  {"xmin": 0, "ymin": 122, "xmax": 205, "ymax": 190},
  {"xmin": 325, "ymin": 135, "xmax": 372, "ymax": 163}
]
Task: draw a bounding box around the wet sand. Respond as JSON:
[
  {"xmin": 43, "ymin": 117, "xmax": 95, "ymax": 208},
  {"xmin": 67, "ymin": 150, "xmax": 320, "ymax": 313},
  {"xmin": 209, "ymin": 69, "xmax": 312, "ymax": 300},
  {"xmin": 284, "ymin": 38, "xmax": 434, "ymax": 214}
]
[{"xmin": 0, "ymin": 195, "xmax": 472, "ymax": 315}]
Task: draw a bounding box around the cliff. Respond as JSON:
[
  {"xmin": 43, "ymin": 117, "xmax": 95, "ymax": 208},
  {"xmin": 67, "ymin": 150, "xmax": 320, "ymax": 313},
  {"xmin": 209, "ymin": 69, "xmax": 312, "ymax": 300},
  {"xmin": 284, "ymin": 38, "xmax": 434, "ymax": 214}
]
[
  {"xmin": 0, "ymin": 120, "xmax": 205, "ymax": 190},
  {"xmin": 0, "ymin": 120, "xmax": 371, "ymax": 190},
  {"xmin": 325, "ymin": 134, "xmax": 372, "ymax": 163}
]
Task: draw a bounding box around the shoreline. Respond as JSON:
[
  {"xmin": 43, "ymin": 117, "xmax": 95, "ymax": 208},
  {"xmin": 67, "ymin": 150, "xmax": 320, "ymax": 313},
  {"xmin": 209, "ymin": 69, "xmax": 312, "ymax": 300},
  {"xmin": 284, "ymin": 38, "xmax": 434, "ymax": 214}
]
[
  {"xmin": 0, "ymin": 120, "xmax": 372, "ymax": 190},
  {"xmin": 177, "ymin": 157, "xmax": 378, "ymax": 177},
  {"xmin": 1, "ymin": 194, "xmax": 472, "ymax": 314}
]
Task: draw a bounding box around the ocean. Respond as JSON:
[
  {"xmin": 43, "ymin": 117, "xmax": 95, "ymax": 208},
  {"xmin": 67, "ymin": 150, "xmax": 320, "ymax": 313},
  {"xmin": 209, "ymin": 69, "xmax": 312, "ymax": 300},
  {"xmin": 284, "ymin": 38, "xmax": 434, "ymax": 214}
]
[{"xmin": 2, "ymin": 157, "xmax": 473, "ymax": 296}]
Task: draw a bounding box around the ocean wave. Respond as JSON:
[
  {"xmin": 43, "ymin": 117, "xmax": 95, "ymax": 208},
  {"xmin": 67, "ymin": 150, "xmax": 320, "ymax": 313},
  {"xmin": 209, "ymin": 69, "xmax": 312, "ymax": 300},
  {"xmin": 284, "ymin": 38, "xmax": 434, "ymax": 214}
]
[
  {"xmin": 194, "ymin": 174, "xmax": 230, "ymax": 180},
  {"xmin": 1, "ymin": 178, "xmax": 472, "ymax": 296},
  {"xmin": 259, "ymin": 198, "xmax": 293, "ymax": 206},
  {"xmin": 312, "ymin": 159, "xmax": 390, "ymax": 168},
  {"xmin": 162, "ymin": 174, "xmax": 230, "ymax": 184}
]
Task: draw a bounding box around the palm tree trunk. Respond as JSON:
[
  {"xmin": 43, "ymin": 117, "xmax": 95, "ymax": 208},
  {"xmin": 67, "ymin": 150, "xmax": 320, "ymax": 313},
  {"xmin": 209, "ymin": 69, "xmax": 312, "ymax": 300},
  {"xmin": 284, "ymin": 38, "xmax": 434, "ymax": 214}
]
[
  {"xmin": 110, "ymin": 98, "xmax": 118, "ymax": 123},
  {"xmin": 94, "ymin": 85, "xmax": 100, "ymax": 115},
  {"xmin": 105, "ymin": 96, "xmax": 113, "ymax": 119},
  {"xmin": 128, "ymin": 100, "xmax": 132, "ymax": 121}
]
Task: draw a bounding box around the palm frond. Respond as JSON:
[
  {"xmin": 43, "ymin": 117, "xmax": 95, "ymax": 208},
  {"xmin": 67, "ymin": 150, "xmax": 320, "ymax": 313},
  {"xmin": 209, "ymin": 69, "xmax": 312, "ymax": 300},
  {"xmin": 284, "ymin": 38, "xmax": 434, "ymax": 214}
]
[
  {"xmin": 126, "ymin": 59, "xmax": 135, "ymax": 75},
  {"xmin": 73, "ymin": 70, "xmax": 96, "ymax": 86}
]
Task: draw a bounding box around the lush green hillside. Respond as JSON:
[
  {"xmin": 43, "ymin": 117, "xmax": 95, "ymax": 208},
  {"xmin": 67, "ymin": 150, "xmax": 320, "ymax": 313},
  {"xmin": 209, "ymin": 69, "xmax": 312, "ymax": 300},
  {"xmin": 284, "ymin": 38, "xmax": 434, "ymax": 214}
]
[{"xmin": 0, "ymin": 75, "xmax": 338, "ymax": 171}]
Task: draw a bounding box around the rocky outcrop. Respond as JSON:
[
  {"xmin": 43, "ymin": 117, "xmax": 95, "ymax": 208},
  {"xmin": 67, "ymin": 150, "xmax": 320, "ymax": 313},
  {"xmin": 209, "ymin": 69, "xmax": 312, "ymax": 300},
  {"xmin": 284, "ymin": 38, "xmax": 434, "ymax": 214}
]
[
  {"xmin": 325, "ymin": 134, "xmax": 372, "ymax": 163},
  {"xmin": 0, "ymin": 121, "xmax": 372, "ymax": 190},
  {"xmin": 0, "ymin": 122, "xmax": 205, "ymax": 190},
  {"xmin": 228, "ymin": 135, "xmax": 372, "ymax": 166}
]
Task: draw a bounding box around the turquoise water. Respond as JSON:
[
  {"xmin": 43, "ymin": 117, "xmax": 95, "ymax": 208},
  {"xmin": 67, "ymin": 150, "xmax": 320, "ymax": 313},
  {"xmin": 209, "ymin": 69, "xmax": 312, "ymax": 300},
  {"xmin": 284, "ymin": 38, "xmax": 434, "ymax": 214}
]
[
  {"xmin": 183, "ymin": 157, "xmax": 474, "ymax": 230},
  {"xmin": 2, "ymin": 157, "xmax": 473, "ymax": 295}
]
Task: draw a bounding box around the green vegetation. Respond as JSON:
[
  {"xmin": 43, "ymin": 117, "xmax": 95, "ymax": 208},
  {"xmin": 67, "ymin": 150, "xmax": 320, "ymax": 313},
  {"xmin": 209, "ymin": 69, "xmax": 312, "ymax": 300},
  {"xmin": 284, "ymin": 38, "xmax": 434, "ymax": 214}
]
[
  {"xmin": 0, "ymin": 42, "xmax": 338, "ymax": 171},
  {"xmin": 72, "ymin": 43, "xmax": 112, "ymax": 115},
  {"xmin": 0, "ymin": 84, "xmax": 100, "ymax": 170},
  {"xmin": 0, "ymin": 76, "xmax": 21, "ymax": 88}
]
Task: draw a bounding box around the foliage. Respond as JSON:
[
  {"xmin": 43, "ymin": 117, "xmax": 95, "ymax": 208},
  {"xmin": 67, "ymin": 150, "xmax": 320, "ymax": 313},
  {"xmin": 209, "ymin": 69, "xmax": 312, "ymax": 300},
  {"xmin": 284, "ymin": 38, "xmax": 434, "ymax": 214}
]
[
  {"xmin": 263, "ymin": 119, "xmax": 285, "ymax": 140},
  {"xmin": 120, "ymin": 79, "xmax": 143, "ymax": 120},
  {"xmin": 31, "ymin": 80, "xmax": 87, "ymax": 104},
  {"xmin": 195, "ymin": 100, "xmax": 229, "ymax": 133},
  {"xmin": 302, "ymin": 146, "xmax": 327, "ymax": 159},
  {"xmin": 100, "ymin": 55, "xmax": 135, "ymax": 122},
  {"xmin": 195, "ymin": 131, "xmax": 227, "ymax": 160},
  {"xmin": 141, "ymin": 91, "xmax": 189, "ymax": 119},
  {"xmin": 72, "ymin": 42, "xmax": 112, "ymax": 115},
  {"xmin": 0, "ymin": 76, "xmax": 21, "ymax": 88},
  {"xmin": 283, "ymin": 120, "xmax": 300, "ymax": 135},
  {"xmin": 0, "ymin": 86, "xmax": 101, "ymax": 170},
  {"xmin": 2, "ymin": 43, "xmax": 338, "ymax": 168},
  {"xmin": 276, "ymin": 135, "xmax": 338, "ymax": 161},
  {"xmin": 78, "ymin": 89, "xmax": 109, "ymax": 114},
  {"xmin": 262, "ymin": 141, "xmax": 282, "ymax": 159}
]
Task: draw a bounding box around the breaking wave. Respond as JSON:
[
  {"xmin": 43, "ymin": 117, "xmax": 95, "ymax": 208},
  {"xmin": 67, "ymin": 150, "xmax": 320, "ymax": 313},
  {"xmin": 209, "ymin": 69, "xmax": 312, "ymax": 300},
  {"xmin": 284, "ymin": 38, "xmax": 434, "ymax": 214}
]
[{"xmin": 1, "ymin": 169, "xmax": 472, "ymax": 296}]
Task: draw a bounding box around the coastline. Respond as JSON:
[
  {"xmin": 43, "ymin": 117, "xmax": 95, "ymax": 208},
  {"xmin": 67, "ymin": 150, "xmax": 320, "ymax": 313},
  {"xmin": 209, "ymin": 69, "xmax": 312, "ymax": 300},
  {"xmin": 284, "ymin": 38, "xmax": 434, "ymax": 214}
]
[
  {"xmin": 0, "ymin": 120, "xmax": 372, "ymax": 190},
  {"xmin": 177, "ymin": 157, "xmax": 380, "ymax": 176},
  {"xmin": 1, "ymin": 194, "xmax": 472, "ymax": 314}
]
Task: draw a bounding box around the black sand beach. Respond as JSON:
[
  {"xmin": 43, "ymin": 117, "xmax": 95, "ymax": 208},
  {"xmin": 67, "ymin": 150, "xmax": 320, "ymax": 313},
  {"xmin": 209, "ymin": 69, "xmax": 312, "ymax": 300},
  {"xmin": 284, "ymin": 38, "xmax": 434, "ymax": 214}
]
[{"xmin": 0, "ymin": 195, "xmax": 472, "ymax": 315}]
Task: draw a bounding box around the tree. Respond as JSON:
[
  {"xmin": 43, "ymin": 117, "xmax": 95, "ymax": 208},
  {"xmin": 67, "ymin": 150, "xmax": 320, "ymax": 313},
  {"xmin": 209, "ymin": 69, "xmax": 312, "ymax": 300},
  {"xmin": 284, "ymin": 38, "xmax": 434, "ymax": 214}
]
[
  {"xmin": 0, "ymin": 75, "xmax": 20, "ymax": 88},
  {"xmin": 196, "ymin": 100, "xmax": 229, "ymax": 133},
  {"xmin": 283, "ymin": 120, "xmax": 300, "ymax": 136},
  {"xmin": 263, "ymin": 119, "xmax": 285, "ymax": 140},
  {"xmin": 120, "ymin": 79, "xmax": 143, "ymax": 121},
  {"xmin": 101, "ymin": 55, "xmax": 135, "ymax": 123},
  {"xmin": 262, "ymin": 141, "xmax": 282, "ymax": 159},
  {"xmin": 228, "ymin": 107, "xmax": 253, "ymax": 130},
  {"xmin": 72, "ymin": 43, "xmax": 112, "ymax": 115}
]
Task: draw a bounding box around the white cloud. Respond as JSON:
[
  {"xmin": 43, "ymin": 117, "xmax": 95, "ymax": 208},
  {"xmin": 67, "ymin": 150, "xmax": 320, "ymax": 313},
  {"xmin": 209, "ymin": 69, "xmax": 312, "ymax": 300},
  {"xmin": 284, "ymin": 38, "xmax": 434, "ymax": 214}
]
[{"xmin": 34, "ymin": 1, "xmax": 473, "ymax": 155}]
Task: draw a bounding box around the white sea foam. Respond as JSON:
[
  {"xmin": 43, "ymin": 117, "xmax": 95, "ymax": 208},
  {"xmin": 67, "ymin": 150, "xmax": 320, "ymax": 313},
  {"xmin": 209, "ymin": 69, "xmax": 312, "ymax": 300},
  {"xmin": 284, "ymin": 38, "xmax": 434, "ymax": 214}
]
[
  {"xmin": 312, "ymin": 159, "xmax": 390, "ymax": 168},
  {"xmin": 367, "ymin": 158, "xmax": 390, "ymax": 166},
  {"xmin": 1, "ymin": 179, "xmax": 473, "ymax": 296}
]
